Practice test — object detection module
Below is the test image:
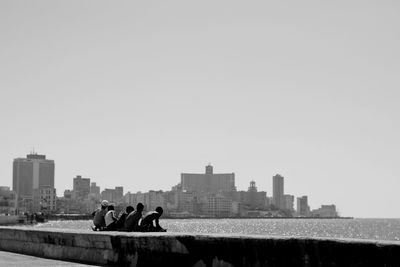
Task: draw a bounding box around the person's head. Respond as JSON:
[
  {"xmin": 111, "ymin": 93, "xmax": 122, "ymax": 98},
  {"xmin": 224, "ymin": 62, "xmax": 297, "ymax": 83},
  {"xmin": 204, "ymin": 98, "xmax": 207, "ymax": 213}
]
[
  {"xmin": 136, "ymin": 203, "xmax": 144, "ymax": 212},
  {"xmin": 108, "ymin": 205, "xmax": 114, "ymax": 211},
  {"xmin": 101, "ymin": 200, "xmax": 109, "ymax": 209},
  {"xmin": 155, "ymin": 206, "xmax": 163, "ymax": 215},
  {"xmin": 126, "ymin": 206, "xmax": 134, "ymax": 214}
]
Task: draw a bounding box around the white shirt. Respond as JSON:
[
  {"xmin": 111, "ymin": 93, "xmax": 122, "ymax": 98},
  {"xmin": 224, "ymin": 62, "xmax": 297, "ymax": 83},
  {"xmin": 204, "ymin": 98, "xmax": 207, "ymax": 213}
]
[{"xmin": 105, "ymin": 210, "xmax": 116, "ymax": 226}]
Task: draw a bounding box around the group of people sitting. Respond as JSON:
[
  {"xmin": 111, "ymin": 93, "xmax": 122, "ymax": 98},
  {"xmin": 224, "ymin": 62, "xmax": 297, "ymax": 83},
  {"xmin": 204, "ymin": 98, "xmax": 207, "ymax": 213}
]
[{"xmin": 91, "ymin": 200, "xmax": 166, "ymax": 232}]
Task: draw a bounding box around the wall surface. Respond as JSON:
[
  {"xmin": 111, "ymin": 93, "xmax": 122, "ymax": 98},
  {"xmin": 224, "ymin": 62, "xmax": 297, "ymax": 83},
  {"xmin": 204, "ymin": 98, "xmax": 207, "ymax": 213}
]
[
  {"xmin": 0, "ymin": 216, "xmax": 20, "ymax": 225},
  {"xmin": 0, "ymin": 227, "xmax": 400, "ymax": 267}
]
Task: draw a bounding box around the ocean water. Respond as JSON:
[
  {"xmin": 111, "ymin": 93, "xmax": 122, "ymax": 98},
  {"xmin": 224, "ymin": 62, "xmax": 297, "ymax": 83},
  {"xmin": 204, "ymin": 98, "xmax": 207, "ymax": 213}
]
[{"xmin": 29, "ymin": 218, "xmax": 400, "ymax": 241}]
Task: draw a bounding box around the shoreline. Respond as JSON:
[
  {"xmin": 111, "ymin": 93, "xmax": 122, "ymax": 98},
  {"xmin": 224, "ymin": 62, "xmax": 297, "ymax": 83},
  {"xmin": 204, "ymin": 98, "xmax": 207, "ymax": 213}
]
[{"xmin": 46, "ymin": 214, "xmax": 354, "ymax": 221}]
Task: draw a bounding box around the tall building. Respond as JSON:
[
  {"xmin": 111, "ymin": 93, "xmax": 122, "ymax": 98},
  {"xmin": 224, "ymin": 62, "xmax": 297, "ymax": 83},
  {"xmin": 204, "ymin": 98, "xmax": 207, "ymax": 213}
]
[
  {"xmin": 181, "ymin": 164, "xmax": 235, "ymax": 193},
  {"xmin": 101, "ymin": 189, "xmax": 116, "ymax": 203},
  {"xmin": 297, "ymin": 196, "xmax": 310, "ymax": 217},
  {"xmin": 283, "ymin": 194, "xmax": 295, "ymax": 212},
  {"xmin": 272, "ymin": 174, "xmax": 284, "ymax": 209},
  {"xmin": 244, "ymin": 180, "xmax": 267, "ymax": 209},
  {"xmin": 73, "ymin": 175, "xmax": 90, "ymax": 200},
  {"xmin": 13, "ymin": 153, "xmax": 55, "ymax": 199},
  {"xmin": 115, "ymin": 186, "xmax": 124, "ymax": 202},
  {"xmin": 90, "ymin": 182, "xmax": 101, "ymax": 199}
]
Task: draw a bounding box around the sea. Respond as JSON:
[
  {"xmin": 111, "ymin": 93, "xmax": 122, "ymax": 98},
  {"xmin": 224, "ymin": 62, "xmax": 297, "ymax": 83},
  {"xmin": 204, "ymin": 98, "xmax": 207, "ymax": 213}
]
[{"xmin": 28, "ymin": 218, "xmax": 400, "ymax": 241}]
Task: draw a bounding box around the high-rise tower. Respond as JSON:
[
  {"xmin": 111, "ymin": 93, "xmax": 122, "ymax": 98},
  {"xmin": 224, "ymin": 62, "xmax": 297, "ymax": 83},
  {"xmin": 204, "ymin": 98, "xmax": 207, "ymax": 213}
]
[
  {"xmin": 272, "ymin": 174, "xmax": 284, "ymax": 209},
  {"xmin": 13, "ymin": 153, "xmax": 55, "ymax": 199},
  {"xmin": 73, "ymin": 175, "xmax": 90, "ymax": 200}
]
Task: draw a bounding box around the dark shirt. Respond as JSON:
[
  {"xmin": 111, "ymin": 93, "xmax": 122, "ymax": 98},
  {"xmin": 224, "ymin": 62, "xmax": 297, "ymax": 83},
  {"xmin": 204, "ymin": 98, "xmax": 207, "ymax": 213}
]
[
  {"xmin": 116, "ymin": 212, "xmax": 128, "ymax": 229},
  {"xmin": 92, "ymin": 208, "xmax": 107, "ymax": 228},
  {"xmin": 123, "ymin": 211, "xmax": 142, "ymax": 232},
  {"xmin": 140, "ymin": 211, "xmax": 162, "ymax": 230}
]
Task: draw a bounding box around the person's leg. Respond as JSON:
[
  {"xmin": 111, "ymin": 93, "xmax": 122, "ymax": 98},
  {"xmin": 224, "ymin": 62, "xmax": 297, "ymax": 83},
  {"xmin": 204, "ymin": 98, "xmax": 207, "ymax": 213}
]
[{"xmin": 106, "ymin": 222, "xmax": 117, "ymax": 231}]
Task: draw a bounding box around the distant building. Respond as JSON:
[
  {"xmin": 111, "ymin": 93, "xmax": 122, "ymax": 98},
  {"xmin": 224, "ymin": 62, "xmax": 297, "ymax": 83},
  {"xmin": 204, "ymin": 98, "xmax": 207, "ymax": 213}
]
[
  {"xmin": 101, "ymin": 187, "xmax": 125, "ymax": 203},
  {"xmin": 272, "ymin": 174, "xmax": 284, "ymax": 209},
  {"xmin": 296, "ymin": 196, "xmax": 310, "ymax": 216},
  {"xmin": 266, "ymin": 197, "xmax": 273, "ymax": 207},
  {"xmin": 115, "ymin": 186, "xmax": 123, "ymax": 202},
  {"xmin": 175, "ymin": 191, "xmax": 196, "ymax": 213},
  {"xmin": 0, "ymin": 187, "xmax": 16, "ymax": 214},
  {"xmin": 101, "ymin": 188, "xmax": 116, "ymax": 203},
  {"xmin": 73, "ymin": 175, "xmax": 90, "ymax": 200},
  {"xmin": 13, "ymin": 153, "xmax": 55, "ymax": 199},
  {"xmin": 283, "ymin": 194, "xmax": 295, "ymax": 212},
  {"xmin": 90, "ymin": 182, "xmax": 101, "ymax": 199},
  {"xmin": 33, "ymin": 185, "xmax": 56, "ymax": 212},
  {"xmin": 90, "ymin": 182, "xmax": 100, "ymax": 195},
  {"xmin": 124, "ymin": 190, "xmax": 166, "ymax": 213},
  {"xmin": 233, "ymin": 181, "xmax": 267, "ymax": 210},
  {"xmin": 181, "ymin": 164, "xmax": 235, "ymax": 193},
  {"xmin": 144, "ymin": 190, "xmax": 166, "ymax": 212},
  {"xmin": 312, "ymin": 205, "xmax": 338, "ymax": 217},
  {"xmin": 64, "ymin": 190, "xmax": 73, "ymax": 199},
  {"xmin": 247, "ymin": 180, "xmax": 267, "ymax": 209},
  {"xmin": 202, "ymin": 194, "xmax": 232, "ymax": 217}
]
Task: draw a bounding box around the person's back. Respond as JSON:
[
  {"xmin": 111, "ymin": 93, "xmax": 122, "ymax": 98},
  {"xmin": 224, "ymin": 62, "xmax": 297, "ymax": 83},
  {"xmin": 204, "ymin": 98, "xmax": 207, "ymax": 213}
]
[
  {"xmin": 116, "ymin": 206, "xmax": 134, "ymax": 230},
  {"xmin": 105, "ymin": 205, "xmax": 117, "ymax": 231},
  {"xmin": 123, "ymin": 203, "xmax": 144, "ymax": 232},
  {"xmin": 92, "ymin": 200, "xmax": 109, "ymax": 230},
  {"xmin": 140, "ymin": 206, "xmax": 166, "ymax": 232}
]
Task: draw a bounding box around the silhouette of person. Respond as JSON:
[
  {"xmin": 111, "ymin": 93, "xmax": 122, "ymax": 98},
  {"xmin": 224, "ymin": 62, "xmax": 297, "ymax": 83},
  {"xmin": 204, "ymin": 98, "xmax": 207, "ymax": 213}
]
[
  {"xmin": 140, "ymin": 206, "xmax": 166, "ymax": 232},
  {"xmin": 116, "ymin": 205, "xmax": 134, "ymax": 230},
  {"xmin": 122, "ymin": 203, "xmax": 144, "ymax": 232},
  {"xmin": 91, "ymin": 200, "xmax": 108, "ymax": 231},
  {"xmin": 104, "ymin": 204, "xmax": 117, "ymax": 231}
]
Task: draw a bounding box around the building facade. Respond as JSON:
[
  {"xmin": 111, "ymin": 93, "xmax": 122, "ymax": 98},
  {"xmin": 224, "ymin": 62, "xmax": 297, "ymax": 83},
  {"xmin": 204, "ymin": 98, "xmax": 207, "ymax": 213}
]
[
  {"xmin": 272, "ymin": 174, "xmax": 284, "ymax": 209},
  {"xmin": 0, "ymin": 187, "xmax": 16, "ymax": 214},
  {"xmin": 283, "ymin": 194, "xmax": 295, "ymax": 212},
  {"xmin": 73, "ymin": 175, "xmax": 90, "ymax": 200},
  {"xmin": 312, "ymin": 204, "xmax": 338, "ymax": 217},
  {"xmin": 13, "ymin": 153, "xmax": 55, "ymax": 199},
  {"xmin": 33, "ymin": 185, "xmax": 57, "ymax": 212},
  {"xmin": 90, "ymin": 182, "xmax": 101, "ymax": 199},
  {"xmin": 202, "ymin": 194, "xmax": 232, "ymax": 217},
  {"xmin": 181, "ymin": 165, "xmax": 235, "ymax": 193},
  {"xmin": 175, "ymin": 191, "xmax": 196, "ymax": 213},
  {"xmin": 297, "ymin": 195, "xmax": 310, "ymax": 216}
]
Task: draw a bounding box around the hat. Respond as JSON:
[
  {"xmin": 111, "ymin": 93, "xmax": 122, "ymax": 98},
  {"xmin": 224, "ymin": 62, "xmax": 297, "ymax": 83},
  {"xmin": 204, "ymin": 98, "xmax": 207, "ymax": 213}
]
[{"xmin": 101, "ymin": 200, "xmax": 109, "ymax": 207}]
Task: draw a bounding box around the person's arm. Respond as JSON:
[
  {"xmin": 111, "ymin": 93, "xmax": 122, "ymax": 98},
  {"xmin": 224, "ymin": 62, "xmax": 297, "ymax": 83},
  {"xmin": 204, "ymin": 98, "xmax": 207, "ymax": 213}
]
[{"xmin": 155, "ymin": 216, "xmax": 166, "ymax": 231}]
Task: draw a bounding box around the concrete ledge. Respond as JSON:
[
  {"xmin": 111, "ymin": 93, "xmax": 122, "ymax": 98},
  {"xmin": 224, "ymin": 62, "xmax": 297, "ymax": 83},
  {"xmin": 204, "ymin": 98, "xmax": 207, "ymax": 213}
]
[{"xmin": 0, "ymin": 227, "xmax": 400, "ymax": 266}]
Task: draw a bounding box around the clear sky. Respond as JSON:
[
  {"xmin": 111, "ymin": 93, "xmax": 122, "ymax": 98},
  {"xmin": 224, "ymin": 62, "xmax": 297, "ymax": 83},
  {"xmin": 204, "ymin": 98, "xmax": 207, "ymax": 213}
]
[{"xmin": 1, "ymin": 1, "xmax": 399, "ymax": 218}]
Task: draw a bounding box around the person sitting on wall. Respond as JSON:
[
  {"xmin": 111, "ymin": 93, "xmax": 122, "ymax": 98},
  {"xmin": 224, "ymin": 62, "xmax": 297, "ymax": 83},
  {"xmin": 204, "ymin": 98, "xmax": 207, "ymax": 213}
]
[
  {"xmin": 91, "ymin": 200, "xmax": 109, "ymax": 231},
  {"xmin": 140, "ymin": 206, "xmax": 166, "ymax": 232},
  {"xmin": 121, "ymin": 203, "xmax": 144, "ymax": 232},
  {"xmin": 104, "ymin": 204, "xmax": 118, "ymax": 231},
  {"xmin": 116, "ymin": 205, "xmax": 134, "ymax": 230}
]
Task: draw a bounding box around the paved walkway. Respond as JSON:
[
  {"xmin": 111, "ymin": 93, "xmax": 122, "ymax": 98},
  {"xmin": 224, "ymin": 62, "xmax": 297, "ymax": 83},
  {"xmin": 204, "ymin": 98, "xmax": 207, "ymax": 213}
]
[{"xmin": 0, "ymin": 251, "xmax": 99, "ymax": 267}]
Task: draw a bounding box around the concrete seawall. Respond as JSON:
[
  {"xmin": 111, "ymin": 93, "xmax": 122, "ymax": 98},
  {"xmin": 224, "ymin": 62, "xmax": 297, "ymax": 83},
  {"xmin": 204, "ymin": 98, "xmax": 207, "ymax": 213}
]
[{"xmin": 0, "ymin": 227, "xmax": 400, "ymax": 267}]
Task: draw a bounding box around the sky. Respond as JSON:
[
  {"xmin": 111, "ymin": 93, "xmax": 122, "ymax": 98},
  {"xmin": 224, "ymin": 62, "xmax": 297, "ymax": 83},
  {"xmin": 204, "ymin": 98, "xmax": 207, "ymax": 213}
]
[{"xmin": 1, "ymin": 1, "xmax": 399, "ymax": 218}]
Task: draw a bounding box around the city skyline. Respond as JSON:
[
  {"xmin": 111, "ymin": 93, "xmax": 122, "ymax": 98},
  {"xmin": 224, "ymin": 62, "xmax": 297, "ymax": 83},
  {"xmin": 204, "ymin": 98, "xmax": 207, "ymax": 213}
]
[
  {"xmin": 5, "ymin": 152, "xmax": 341, "ymax": 217},
  {"xmin": 1, "ymin": 1, "xmax": 400, "ymax": 218}
]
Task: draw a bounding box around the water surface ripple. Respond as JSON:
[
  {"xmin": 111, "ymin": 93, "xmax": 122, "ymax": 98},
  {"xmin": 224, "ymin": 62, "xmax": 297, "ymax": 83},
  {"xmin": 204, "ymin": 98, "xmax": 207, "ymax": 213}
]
[{"xmin": 30, "ymin": 218, "xmax": 400, "ymax": 241}]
